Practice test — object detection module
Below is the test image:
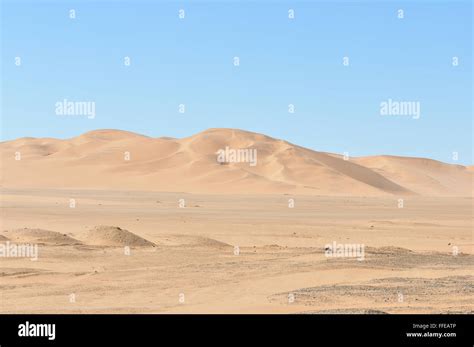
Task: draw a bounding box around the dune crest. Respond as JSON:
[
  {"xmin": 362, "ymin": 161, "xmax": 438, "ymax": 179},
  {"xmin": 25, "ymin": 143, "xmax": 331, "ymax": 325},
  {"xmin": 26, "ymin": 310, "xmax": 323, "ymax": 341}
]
[{"xmin": 1, "ymin": 128, "xmax": 471, "ymax": 196}]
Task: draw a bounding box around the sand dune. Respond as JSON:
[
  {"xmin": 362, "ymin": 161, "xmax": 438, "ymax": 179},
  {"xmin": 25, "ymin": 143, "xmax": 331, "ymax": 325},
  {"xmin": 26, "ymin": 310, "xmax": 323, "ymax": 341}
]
[
  {"xmin": 1, "ymin": 128, "xmax": 471, "ymax": 196},
  {"xmin": 79, "ymin": 226, "xmax": 156, "ymax": 247},
  {"xmin": 354, "ymin": 155, "xmax": 472, "ymax": 196},
  {"xmin": 1, "ymin": 228, "xmax": 82, "ymax": 246}
]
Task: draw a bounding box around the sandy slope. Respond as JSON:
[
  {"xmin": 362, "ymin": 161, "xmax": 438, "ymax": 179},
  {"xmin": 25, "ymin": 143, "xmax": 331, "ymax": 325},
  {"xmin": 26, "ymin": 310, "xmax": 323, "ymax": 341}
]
[{"xmin": 1, "ymin": 128, "xmax": 471, "ymax": 196}]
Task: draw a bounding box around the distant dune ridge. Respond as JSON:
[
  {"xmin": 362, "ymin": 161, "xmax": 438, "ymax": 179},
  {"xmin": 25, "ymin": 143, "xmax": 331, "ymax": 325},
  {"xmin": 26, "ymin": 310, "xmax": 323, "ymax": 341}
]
[{"xmin": 0, "ymin": 128, "xmax": 472, "ymax": 196}]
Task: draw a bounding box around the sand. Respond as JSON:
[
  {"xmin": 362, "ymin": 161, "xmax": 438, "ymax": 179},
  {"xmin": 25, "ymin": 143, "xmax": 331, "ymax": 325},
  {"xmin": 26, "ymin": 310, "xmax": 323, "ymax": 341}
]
[
  {"xmin": 0, "ymin": 189, "xmax": 472, "ymax": 313},
  {"xmin": 0, "ymin": 129, "xmax": 472, "ymax": 313}
]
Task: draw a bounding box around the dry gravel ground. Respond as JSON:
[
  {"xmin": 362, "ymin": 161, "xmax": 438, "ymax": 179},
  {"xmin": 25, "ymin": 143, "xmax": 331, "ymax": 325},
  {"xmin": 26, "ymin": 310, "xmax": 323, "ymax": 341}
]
[{"xmin": 0, "ymin": 189, "xmax": 472, "ymax": 313}]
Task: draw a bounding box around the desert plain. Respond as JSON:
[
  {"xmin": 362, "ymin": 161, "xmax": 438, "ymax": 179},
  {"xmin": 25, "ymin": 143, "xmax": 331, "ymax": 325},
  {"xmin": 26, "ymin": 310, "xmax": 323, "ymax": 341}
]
[{"xmin": 0, "ymin": 129, "xmax": 472, "ymax": 313}]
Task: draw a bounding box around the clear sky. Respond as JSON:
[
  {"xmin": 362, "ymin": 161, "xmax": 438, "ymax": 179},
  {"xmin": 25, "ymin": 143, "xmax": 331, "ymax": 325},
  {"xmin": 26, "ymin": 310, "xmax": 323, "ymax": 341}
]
[{"xmin": 1, "ymin": 0, "xmax": 472, "ymax": 164}]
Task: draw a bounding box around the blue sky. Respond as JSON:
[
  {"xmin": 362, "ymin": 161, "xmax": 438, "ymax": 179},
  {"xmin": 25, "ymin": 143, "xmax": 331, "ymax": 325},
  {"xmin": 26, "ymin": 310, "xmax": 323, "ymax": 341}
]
[{"xmin": 1, "ymin": 0, "xmax": 472, "ymax": 164}]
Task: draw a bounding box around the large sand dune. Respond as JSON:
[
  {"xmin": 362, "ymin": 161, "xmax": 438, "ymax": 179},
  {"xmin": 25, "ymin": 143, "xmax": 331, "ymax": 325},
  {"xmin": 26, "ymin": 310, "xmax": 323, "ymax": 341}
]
[{"xmin": 1, "ymin": 128, "xmax": 471, "ymax": 196}]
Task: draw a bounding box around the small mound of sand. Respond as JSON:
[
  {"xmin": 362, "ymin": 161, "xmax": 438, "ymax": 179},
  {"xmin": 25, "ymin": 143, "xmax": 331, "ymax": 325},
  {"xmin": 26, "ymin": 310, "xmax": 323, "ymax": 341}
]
[
  {"xmin": 80, "ymin": 226, "xmax": 156, "ymax": 247},
  {"xmin": 0, "ymin": 234, "xmax": 9, "ymax": 241},
  {"xmin": 159, "ymin": 234, "xmax": 230, "ymax": 248},
  {"xmin": 194, "ymin": 236, "xmax": 231, "ymax": 249},
  {"xmin": 1, "ymin": 228, "xmax": 82, "ymax": 246}
]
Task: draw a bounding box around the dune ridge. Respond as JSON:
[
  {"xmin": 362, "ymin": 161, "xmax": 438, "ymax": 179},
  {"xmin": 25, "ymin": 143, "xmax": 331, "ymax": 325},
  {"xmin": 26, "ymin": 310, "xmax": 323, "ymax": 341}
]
[{"xmin": 1, "ymin": 128, "xmax": 471, "ymax": 196}]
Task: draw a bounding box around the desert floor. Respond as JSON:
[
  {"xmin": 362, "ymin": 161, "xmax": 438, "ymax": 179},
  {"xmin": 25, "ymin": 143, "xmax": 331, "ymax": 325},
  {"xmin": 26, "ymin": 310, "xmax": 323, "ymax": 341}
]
[{"xmin": 0, "ymin": 188, "xmax": 472, "ymax": 313}]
